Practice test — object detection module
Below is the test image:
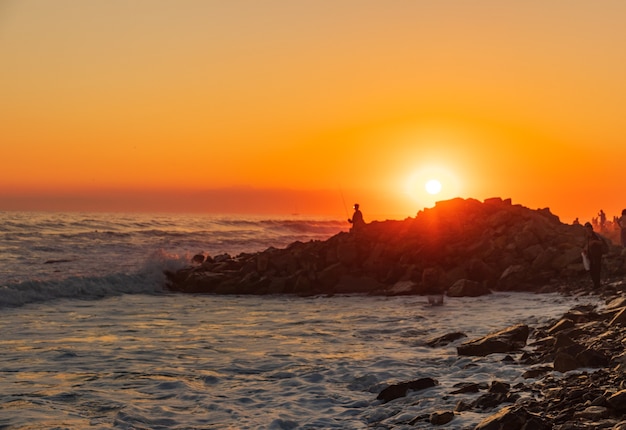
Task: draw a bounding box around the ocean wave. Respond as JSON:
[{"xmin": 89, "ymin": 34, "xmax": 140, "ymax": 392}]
[
  {"xmin": 0, "ymin": 213, "xmax": 346, "ymax": 301},
  {"xmin": 0, "ymin": 249, "xmax": 189, "ymax": 308}
]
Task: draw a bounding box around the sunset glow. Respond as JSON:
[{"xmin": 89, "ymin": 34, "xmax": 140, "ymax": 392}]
[{"xmin": 2, "ymin": 1, "xmax": 626, "ymax": 222}]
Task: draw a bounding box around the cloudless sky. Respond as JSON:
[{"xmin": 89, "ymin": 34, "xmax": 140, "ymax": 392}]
[{"xmin": 1, "ymin": 1, "xmax": 625, "ymax": 221}]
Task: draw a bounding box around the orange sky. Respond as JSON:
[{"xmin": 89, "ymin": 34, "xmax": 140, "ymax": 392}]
[{"xmin": 1, "ymin": 1, "xmax": 625, "ymax": 222}]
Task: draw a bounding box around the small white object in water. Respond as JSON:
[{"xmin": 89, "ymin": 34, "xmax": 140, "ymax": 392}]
[{"xmin": 428, "ymin": 294, "xmax": 444, "ymax": 306}]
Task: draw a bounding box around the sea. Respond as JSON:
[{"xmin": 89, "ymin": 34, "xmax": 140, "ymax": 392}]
[{"xmin": 0, "ymin": 211, "xmax": 601, "ymax": 429}]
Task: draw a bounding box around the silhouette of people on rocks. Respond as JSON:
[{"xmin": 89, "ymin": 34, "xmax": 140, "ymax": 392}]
[
  {"xmin": 348, "ymin": 203, "xmax": 365, "ymax": 232},
  {"xmin": 573, "ymin": 217, "xmax": 580, "ymax": 225},
  {"xmin": 618, "ymin": 209, "xmax": 626, "ymax": 247},
  {"xmin": 583, "ymin": 222, "xmax": 604, "ymax": 289},
  {"xmin": 598, "ymin": 209, "xmax": 607, "ymax": 232}
]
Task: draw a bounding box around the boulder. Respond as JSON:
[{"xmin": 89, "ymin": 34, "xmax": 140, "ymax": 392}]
[
  {"xmin": 447, "ymin": 279, "xmax": 490, "ymax": 297},
  {"xmin": 429, "ymin": 410, "xmax": 454, "ymax": 425},
  {"xmin": 426, "ymin": 332, "xmax": 467, "ymax": 347},
  {"xmin": 553, "ymin": 351, "xmax": 581, "ymax": 373},
  {"xmin": 457, "ymin": 324, "xmax": 529, "ymax": 356},
  {"xmin": 608, "ymin": 390, "xmax": 626, "ymax": 410},
  {"xmin": 474, "ymin": 405, "xmax": 549, "ymax": 430},
  {"xmin": 376, "ymin": 377, "xmax": 438, "ymax": 403}
]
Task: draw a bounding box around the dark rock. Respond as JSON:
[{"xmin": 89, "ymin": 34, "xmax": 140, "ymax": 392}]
[
  {"xmin": 191, "ymin": 254, "xmax": 205, "ymax": 264},
  {"xmin": 472, "ymin": 392, "xmax": 516, "ymax": 410},
  {"xmin": 574, "ymin": 405, "xmax": 610, "ymax": 420},
  {"xmin": 547, "ymin": 318, "xmax": 576, "ymax": 334},
  {"xmin": 607, "ymin": 390, "xmax": 626, "ymax": 410},
  {"xmin": 522, "ymin": 366, "xmax": 551, "ymax": 379},
  {"xmin": 458, "ymin": 324, "xmax": 529, "ymax": 356},
  {"xmin": 576, "ymin": 348, "xmax": 609, "ymax": 368},
  {"xmin": 609, "ymin": 307, "xmax": 626, "ymax": 327},
  {"xmin": 475, "ymin": 405, "xmax": 549, "ymax": 430},
  {"xmin": 450, "ymin": 382, "xmax": 481, "ymax": 394},
  {"xmin": 488, "ymin": 381, "xmax": 510, "ymax": 394},
  {"xmin": 429, "ymin": 410, "xmax": 455, "ymax": 425},
  {"xmin": 447, "ymin": 279, "xmax": 491, "ymax": 297},
  {"xmin": 376, "ymin": 377, "xmax": 438, "ymax": 403},
  {"xmin": 553, "ymin": 352, "xmax": 581, "ymax": 373},
  {"xmin": 426, "ymin": 332, "xmax": 467, "ymax": 347}
]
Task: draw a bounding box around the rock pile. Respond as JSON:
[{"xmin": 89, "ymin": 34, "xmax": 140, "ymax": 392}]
[
  {"xmin": 165, "ymin": 197, "xmax": 626, "ymax": 297},
  {"xmin": 377, "ymin": 283, "xmax": 626, "ymax": 429}
]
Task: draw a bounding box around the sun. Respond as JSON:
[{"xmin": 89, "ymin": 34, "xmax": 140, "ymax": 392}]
[
  {"xmin": 404, "ymin": 164, "xmax": 462, "ymax": 207},
  {"xmin": 425, "ymin": 179, "xmax": 442, "ymax": 195}
]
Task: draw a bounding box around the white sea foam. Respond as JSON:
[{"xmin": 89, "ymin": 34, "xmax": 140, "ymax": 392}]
[
  {"xmin": 0, "ymin": 212, "xmax": 344, "ymax": 307},
  {"xmin": 0, "ymin": 292, "xmax": 599, "ymax": 429},
  {"xmin": 0, "ymin": 212, "xmax": 602, "ymax": 428}
]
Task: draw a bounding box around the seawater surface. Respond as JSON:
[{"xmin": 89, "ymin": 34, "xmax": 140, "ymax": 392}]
[{"xmin": 0, "ymin": 212, "xmax": 601, "ymax": 429}]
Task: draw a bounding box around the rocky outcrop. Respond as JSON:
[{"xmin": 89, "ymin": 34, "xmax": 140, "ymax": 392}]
[{"xmin": 165, "ymin": 197, "xmax": 625, "ymax": 297}]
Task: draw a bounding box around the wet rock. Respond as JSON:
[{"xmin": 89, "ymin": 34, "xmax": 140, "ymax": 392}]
[
  {"xmin": 574, "ymin": 405, "xmax": 610, "ymax": 420},
  {"xmin": 472, "ymin": 392, "xmax": 519, "ymax": 410},
  {"xmin": 609, "ymin": 307, "xmax": 626, "ymax": 327},
  {"xmin": 474, "ymin": 405, "xmax": 549, "ymax": 430},
  {"xmin": 376, "ymin": 377, "xmax": 438, "ymax": 403},
  {"xmin": 457, "ymin": 324, "xmax": 529, "ymax": 357},
  {"xmin": 547, "ymin": 318, "xmax": 576, "ymax": 334},
  {"xmin": 191, "ymin": 254, "xmax": 205, "ymax": 264},
  {"xmin": 607, "ymin": 390, "xmax": 626, "ymax": 410},
  {"xmin": 447, "ymin": 279, "xmax": 491, "ymax": 297},
  {"xmin": 426, "ymin": 332, "xmax": 467, "ymax": 347},
  {"xmin": 553, "ymin": 351, "xmax": 581, "ymax": 373},
  {"xmin": 488, "ymin": 380, "xmax": 510, "ymax": 394},
  {"xmin": 450, "ymin": 382, "xmax": 481, "ymax": 394},
  {"xmin": 429, "ymin": 410, "xmax": 454, "ymax": 425}
]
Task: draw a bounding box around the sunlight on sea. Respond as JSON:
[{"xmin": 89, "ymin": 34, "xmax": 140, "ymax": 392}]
[{"xmin": 0, "ymin": 292, "xmax": 598, "ymax": 429}]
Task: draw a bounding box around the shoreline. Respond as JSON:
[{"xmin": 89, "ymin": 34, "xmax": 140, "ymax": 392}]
[
  {"xmin": 163, "ymin": 197, "xmax": 626, "ymax": 428},
  {"xmin": 402, "ymin": 281, "xmax": 626, "ymax": 429}
]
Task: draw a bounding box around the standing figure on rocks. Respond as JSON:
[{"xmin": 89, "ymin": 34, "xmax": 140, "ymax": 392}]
[
  {"xmin": 618, "ymin": 209, "xmax": 626, "ymax": 247},
  {"xmin": 583, "ymin": 222, "xmax": 604, "ymax": 289},
  {"xmin": 598, "ymin": 209, "xmax": 607, "ymax": 232},
  {"xmin": 348, "ymin": 203, "xmax": 365, "ymax": 232}
]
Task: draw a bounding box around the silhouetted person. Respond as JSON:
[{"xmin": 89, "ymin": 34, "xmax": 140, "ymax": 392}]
[
  {"xmin": 599, "ymin": 209, "xmax": 607, "ymax": 232},
  {"xmin": 583, "ymin": 222, "xmax": 603, "ymax": 289},
  {"xmin": 348, "ymin": 203, "xmax": 365, "ymax": 232},
  {"xmin": 619, "ymin": 209, "xmax": 626, "ymax": 247},
  {"xmin": 573, "ymin": 217, "xmax": 580, "ymax": 225}
]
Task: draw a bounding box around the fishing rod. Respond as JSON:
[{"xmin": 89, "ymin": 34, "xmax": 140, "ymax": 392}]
[{"xmin": 339, "ymin": 187, "xmax": 350, "ymax": 219}]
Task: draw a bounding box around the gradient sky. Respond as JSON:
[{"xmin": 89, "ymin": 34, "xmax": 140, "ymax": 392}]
[{"xmin": 1, "ymin": 1, "xmax": 625, "ymax": 222}]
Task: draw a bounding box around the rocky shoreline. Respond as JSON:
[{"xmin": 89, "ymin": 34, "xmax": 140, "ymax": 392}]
[
  {"xmin": 165, "ymin": 197, "xmax": 624, "ymax": 298},
  {"xmin": 373, "ymin": 282, "xmax": 626, "ymax": 429},
  {"xmin": 165, "ymin": 197, "xmax": 626, "ymax": 429}
]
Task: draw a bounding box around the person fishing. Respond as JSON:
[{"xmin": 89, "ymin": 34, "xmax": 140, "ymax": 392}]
[{"xmin": 348, "ymin": 203, "xmax": 365, "ymax": 232}]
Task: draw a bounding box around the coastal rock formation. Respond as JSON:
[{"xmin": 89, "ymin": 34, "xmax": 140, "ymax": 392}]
[{"xmin": 165, "ymin": 197, "xmax": 625, "ymax": 297}]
